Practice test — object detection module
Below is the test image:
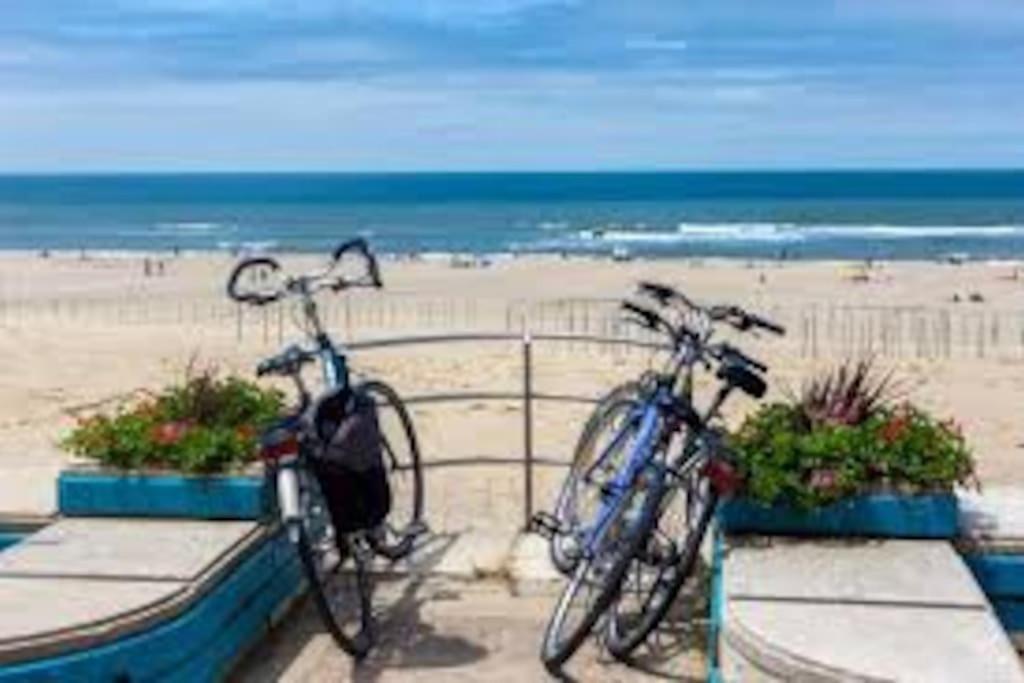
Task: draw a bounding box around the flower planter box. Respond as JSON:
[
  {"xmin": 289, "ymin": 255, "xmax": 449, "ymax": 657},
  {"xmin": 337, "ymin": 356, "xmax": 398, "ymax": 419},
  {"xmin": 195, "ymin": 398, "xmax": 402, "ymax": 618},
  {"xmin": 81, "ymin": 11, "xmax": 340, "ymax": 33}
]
[
  {"xmin": 716, "ymin": 493, "xmax": 958, "ymax": 539},
  {"xmin": 58, "ymin": 468, "xmax": 268, "ymax": 520}
]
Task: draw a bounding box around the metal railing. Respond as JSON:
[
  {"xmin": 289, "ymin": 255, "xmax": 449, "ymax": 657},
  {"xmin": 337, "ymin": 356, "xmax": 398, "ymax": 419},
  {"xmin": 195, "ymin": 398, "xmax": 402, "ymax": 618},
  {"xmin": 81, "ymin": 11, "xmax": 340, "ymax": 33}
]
[{"xmin": 348, "ymin": 332, "xmax": 669, "ymax": 529}]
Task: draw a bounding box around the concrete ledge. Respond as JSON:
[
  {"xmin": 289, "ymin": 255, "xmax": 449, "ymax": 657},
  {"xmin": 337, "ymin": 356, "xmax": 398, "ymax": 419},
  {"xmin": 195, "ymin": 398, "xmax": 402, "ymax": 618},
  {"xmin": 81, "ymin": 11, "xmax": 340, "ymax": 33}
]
[
  {"xmin": 58, "ymin": 470, "xmax": 267, "ymax": 520},
  {"xmin": 717, "ymin": 535, "xmax": 1024, "ymax": 682},
  {"xmin": 0, "ymin": 521, "xmax": 302, "ymax": 679}
]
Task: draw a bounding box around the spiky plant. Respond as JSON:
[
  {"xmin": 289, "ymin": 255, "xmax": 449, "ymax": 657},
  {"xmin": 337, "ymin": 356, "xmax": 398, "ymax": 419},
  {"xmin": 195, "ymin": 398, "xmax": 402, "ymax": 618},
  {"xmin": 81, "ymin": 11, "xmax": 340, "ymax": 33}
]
[{"xmin": 796, "ymin": 357, "xmax": 898, "ymax": 430}]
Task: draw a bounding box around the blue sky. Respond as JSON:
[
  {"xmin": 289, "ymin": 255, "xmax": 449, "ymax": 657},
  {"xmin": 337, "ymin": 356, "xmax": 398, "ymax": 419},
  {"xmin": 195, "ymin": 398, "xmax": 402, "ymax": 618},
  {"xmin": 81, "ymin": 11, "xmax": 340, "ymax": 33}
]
[{"xmin": 1, "ymin": 0, "xmax": 1023, "ymax": 171}]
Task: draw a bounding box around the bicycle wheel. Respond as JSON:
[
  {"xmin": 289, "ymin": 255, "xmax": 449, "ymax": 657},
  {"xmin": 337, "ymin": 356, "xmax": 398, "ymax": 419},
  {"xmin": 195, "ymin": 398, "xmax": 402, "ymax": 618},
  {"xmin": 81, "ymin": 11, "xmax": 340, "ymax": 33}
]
[
  {"xmin": 292, "ymin": 475, "xmax": 375, "ymax": 659},
  {"xmin": 604, "ymin": 462, "xmax": 717, "ymax": 659},
  {"xmin": 359, "ymin": 380, "xmax": 425, "ymax": 560},
  {"xmin": 540, "ymin": 462, "xmax": 666, "ymax": 674},
  {"xmin": 550, "ymin": 392, "xmax": 642, "ymax": 574}
]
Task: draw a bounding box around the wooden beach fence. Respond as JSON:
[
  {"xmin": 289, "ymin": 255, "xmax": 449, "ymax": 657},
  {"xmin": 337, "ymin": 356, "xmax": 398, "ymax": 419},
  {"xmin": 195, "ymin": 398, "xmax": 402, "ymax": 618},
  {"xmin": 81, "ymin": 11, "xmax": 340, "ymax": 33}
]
[{"xmin": 2, "ymin": 292, "xmax": 1024, "ymax": 362}]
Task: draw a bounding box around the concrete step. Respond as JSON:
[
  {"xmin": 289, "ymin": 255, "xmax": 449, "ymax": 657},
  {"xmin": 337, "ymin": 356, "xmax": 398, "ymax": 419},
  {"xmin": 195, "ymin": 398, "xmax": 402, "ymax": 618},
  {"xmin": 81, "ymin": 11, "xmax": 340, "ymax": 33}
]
[
  {"xmin": 0, "ymin": 517, "xmax": 267, "ymax": 666},
  {"xmin": 718, "ymin": 537, "xmax": 1024, "ymax": 683}
]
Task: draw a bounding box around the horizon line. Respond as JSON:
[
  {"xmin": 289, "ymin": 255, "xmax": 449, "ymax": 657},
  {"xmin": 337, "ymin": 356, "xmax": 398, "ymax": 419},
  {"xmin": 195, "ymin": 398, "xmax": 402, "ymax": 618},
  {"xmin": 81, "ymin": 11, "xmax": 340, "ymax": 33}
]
[{"xmin": 2, "ymin": 166, "xmax": 1024, "ymax": 177}]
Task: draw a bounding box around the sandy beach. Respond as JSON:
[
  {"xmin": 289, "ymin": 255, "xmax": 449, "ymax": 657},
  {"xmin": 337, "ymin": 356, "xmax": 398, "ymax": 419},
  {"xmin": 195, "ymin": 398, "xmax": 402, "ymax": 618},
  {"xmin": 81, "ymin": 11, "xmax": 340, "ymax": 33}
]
[{"xmin": 2, "ymin": 251, "xmax": 1023, "ymax": 519}]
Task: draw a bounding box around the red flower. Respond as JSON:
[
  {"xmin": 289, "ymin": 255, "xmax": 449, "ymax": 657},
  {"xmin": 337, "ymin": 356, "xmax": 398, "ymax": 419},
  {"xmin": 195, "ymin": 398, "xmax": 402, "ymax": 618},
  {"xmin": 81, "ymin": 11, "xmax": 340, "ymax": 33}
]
[
  {"xmin": 152, "ymin": 421, "xmax": 190, "ymax": 446},
  {"xmin": 235, "ymin": 424, "xmax": 256, "ymax": 442},
  {"xmin": 880, "ymin": 416, "xmax": 909, "ymax": 445}
]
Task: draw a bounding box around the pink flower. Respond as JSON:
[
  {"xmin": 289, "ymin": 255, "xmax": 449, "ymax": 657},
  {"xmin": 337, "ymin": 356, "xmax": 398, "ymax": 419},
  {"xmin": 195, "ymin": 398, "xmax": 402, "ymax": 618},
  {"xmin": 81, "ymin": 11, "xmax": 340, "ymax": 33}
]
[
  {"xmin": 152, "ymin": 421, "xmax": 190, "ymax": 446},
  {"xmin": 809, "ymin": 468, "xmax": 838, "ymax": 492}
]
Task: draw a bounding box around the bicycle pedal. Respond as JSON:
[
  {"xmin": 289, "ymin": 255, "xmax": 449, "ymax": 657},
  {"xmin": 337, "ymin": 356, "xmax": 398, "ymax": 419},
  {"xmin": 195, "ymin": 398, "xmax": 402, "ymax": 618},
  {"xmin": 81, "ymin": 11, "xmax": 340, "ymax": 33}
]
[{"xmin": 530, "ymin": 512, "xmax": 562, "ymax": 539}]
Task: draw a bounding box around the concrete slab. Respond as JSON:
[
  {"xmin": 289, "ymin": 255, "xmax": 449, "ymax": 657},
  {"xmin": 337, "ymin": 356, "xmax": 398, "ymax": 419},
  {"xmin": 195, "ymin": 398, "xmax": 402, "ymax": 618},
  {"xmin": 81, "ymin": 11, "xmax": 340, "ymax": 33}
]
[
  {"xmin": 507, "ymin": 533, "xmax": 562, "ymax": 593},
  {"xmin": 429, "ymin": 529, "xmax": 516, "ymax": 580},
  {"xmin": 726, "ymin": 538, "xmax": 987, "ymax": 608},
  {"xmin": 725, "ymin": 600, "xmax": 1024, "ymax": 683},
  {"xmin": 0, "ymin": 463, "xmax": 59, "ymax": 516},
  {"xmin": 0, "ymin": 576, "xmax": 185, "ymax": 652},
  {"xmin": 0, "ymin": 518, "xmax": 257, "ymax": 581}
]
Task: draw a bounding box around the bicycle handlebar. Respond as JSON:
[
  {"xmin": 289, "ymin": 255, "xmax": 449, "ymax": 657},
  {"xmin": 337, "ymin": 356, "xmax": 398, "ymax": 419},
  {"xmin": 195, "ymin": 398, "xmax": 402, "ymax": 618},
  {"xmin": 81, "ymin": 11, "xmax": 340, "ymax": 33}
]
[
  {"xmin": 623, "ymin": 298, "xmax": 770, "ymax": 378},
  {"xmin": 708, "ymin": 305, "xmax": 786, "ymax": 336},
  {"xmin": 621, "ymin": 301, "xmax": 698, "ymax": 345},
  {"xmin": 226, "ymin": 239, "xmax": 383, "ymax": 307},
  {"xmin": 637, "ymin": 281, "xmax": 696, "ymax": 309},
  {"xmin": 226, "ymin": 257, "xmax": 283, "ymax": 305},
  {"xmin": 332, "ymin": 237, "xmax": 383, "ymax": 289},
  {"xmin": 637, "ymin": 280, "xmax": 786, "ymax": 337},
  {"xmin": 256, "ymin": 344, "xmax": 317, "ymax": 378}
]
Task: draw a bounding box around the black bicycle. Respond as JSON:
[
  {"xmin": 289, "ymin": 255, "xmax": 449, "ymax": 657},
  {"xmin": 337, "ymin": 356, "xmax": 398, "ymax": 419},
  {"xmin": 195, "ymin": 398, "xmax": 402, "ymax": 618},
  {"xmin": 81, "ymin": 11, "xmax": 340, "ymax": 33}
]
[{"xmin": 227, "ymin": 239, "xmax": 426, "ymax": 659}]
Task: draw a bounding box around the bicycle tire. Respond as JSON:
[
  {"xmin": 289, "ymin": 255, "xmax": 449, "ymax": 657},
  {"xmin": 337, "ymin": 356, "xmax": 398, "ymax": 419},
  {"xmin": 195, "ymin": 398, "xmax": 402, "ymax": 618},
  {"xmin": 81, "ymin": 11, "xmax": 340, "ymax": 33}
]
[
  {"xmin": 540, "ymin": 463, "xmax": 666, "ymax": 674},
  {"xmin": 294, "ymin": 520, "xmax": 374, "ymax": 660},
  {"xmin": 359, "ymin": 380, "xmax": 425, "ymax": 560},
  {"xmin": 604, "ymin": 469, "xmax": 718, "ymax": 659},
  {"xmin": 551, "ymin": 393, "xmax": 641, "ymax": 575},
  {"xmin": 550, "ymin": 378, "xmax": 645, "ymax": 574}
]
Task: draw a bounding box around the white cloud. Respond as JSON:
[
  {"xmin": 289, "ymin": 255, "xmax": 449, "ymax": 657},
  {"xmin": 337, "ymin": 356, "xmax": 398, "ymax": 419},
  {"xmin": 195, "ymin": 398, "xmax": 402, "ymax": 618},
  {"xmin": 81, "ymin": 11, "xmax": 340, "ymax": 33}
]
[{"xmin": 624, "ymin": 38, "xmax": 688, "ymax": 52}]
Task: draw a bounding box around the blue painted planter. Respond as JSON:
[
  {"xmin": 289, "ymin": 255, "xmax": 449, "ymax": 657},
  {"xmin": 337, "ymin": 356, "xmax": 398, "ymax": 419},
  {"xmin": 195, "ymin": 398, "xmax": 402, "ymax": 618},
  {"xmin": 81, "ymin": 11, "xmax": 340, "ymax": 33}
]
[
  {"xmin": 58, "ymin": 470, "xmax": 269, "ymax": 520},
  {"xmin": 0, "ymin": 526, "xmax": 303, "ymax": 681},
  {"xmin": 964, "ymin": 554, "xmax": 1024, "ymax": 633},
  {"xmin": 716, "ymin": 493, "xmax": 958, "ymax": 538}
]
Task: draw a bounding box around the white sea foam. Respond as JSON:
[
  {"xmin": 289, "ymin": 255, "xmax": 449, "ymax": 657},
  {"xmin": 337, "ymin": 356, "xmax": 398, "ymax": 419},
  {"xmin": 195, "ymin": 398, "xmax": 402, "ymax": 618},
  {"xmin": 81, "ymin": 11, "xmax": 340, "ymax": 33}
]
[
  {"xmin": 569, "ymin": 223, "xmax": 1024, "ymax": 245},
  {"xmin": 804, "ymin": 225, "xmax": 1024, "ymax": 239}
]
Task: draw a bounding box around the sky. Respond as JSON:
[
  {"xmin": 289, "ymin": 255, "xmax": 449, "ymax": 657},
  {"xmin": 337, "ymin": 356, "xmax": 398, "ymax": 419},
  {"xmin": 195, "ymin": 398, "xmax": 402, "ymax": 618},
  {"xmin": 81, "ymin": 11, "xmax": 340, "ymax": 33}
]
[{"xmin": 1, "ymin": 0, "xmax": 1023, "ymax": 172}]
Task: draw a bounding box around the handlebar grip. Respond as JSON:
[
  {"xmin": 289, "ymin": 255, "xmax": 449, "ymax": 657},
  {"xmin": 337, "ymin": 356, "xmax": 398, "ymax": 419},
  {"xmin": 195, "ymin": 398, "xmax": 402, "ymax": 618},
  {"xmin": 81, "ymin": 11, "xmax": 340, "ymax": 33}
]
[
  {"xmin": 226, "ymin": 257, "xmax": 282, "ymax": 305},
  {"xmin": 621, "ymin": 301, "xmax": 660, "ymax": 330},
  {"xmin": 719, "ymin": 343, "xmax": 768, "ymax": 373},
  {"xmin": 637, "ymin": 280, "xmax": 698, "ymax": 310},
  {"xmin": 637, "ymin": 281, "xmax": 677, "ymax": 305},
  {"xmin": 749, "ymin": 313, "xmax": 786, "ymax": 336},
  {"xmin": 332, "ymin": 238, "xmax": 383, "ymax": 288},
  {"xmin": 255, "ymin": 358, "xmax": 276, "ymax": 378}
]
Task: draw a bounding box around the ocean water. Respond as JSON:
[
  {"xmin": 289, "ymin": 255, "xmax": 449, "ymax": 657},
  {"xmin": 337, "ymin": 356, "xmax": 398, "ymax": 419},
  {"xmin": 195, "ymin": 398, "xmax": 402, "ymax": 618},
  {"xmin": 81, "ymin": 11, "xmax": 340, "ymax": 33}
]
[{"xmin": 1, "ymin": 171, "xmax": 1023, "ymax": 259}]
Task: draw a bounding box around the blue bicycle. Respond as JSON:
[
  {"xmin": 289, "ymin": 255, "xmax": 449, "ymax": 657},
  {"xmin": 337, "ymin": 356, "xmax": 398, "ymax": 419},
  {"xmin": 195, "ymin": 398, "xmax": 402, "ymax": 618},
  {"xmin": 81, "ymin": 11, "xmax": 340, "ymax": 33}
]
[{"xmin": 535, "ymin": 282, "xmax": 782, "ymax": 673}]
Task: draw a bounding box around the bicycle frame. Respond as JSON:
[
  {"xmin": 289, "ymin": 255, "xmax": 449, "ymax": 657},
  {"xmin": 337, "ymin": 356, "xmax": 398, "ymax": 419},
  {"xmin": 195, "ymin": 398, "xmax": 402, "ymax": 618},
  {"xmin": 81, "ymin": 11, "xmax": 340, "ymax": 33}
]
[
  {"xmin": 575, "ymin": 338, "xmax": 740, "ymax": 560},
  {"xmin": 577, "ymin": 383, "xmax": 672, "ymax": 558}
]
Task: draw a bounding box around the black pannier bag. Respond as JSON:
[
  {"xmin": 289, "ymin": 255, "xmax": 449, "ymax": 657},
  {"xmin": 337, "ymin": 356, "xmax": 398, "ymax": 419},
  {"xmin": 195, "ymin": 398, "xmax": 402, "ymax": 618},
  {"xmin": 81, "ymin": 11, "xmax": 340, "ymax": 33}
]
[{"xmin": 310, "ymin": 386, "xmax": 392, "ymax": 534}]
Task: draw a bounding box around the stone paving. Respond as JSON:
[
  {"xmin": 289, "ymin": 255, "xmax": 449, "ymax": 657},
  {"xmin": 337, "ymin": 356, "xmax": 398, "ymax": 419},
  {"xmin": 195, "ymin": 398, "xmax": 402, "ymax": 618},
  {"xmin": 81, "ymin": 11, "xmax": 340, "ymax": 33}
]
[{"xmin": 230, "ymin": 574, "xmax": 708, "ymax": 683}]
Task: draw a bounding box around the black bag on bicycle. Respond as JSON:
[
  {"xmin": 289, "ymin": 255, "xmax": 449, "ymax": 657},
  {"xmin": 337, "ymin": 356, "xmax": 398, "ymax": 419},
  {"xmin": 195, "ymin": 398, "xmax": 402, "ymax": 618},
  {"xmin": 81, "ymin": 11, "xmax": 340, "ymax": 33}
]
[{"xmin": 311, "ymin": 386, "xmax": 392, "ymax": 534}]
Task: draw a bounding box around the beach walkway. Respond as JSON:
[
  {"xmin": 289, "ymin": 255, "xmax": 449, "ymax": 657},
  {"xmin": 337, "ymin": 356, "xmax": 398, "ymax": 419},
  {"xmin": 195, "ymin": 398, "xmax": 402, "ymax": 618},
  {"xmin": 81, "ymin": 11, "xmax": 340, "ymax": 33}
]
[{"xmin": 227, "ymin": 528, "xmax": 706, "ymax": 681}]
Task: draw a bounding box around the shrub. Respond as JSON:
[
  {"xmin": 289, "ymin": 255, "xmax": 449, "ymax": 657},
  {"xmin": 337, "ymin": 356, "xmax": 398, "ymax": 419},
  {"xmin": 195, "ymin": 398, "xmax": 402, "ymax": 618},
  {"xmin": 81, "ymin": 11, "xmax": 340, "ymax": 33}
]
[
  {"xmin": 729, "ymin": 359, "xmax": 975, "ymax": 509},
  {"xmin": 63, "ymin": 364, "xmax": 284, "ymax": 474}
]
